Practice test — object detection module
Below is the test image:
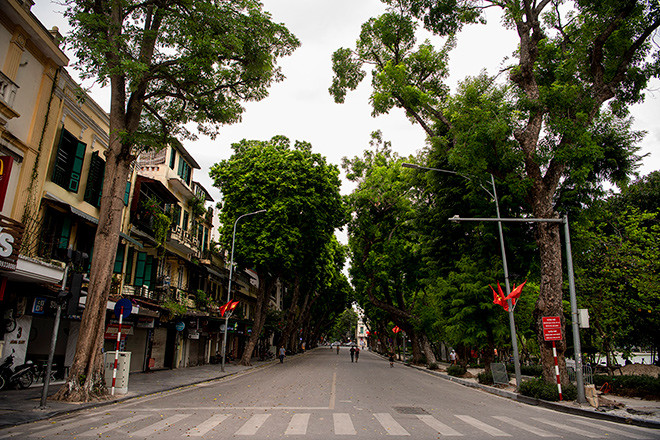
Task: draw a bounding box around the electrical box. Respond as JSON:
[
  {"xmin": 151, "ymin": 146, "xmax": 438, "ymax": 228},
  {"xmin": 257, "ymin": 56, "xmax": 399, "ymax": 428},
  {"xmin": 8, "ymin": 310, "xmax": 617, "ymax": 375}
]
[
  {"xmin": 578, "ymin": 309, "xmax": 590, "ymax": 329},
  {"xmin": 104, "ymin": 351, "xmax": 131, "ymax": 394}
]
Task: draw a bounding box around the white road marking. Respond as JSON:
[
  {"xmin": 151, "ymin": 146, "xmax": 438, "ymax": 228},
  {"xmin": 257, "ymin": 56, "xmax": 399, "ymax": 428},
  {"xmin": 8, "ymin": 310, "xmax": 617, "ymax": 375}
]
[
  {"xmin": 333, "ymin": 413, "xmax": 357, "ymax": 435},
  {"xmin": 417, "ymin": 415, "xmax": 463, "ymax": 436},
  {"xmin": 330, "ymin": 372, "xmax": 337, "ymax": 409},
  {"xmin": 79, "ymin": 413, "xmax": 151, "ymax": 436},
  {"xmin": 455, "ymin": 415, "xmax": 511, "ymax": 437},
  {"xmin": 374, "ymin": 413, "xmax": 410, "ymax": 436},
  {"xmin": 532, "ymin": 417, "xmax": 602, "ymax": 438},
  {"xmin": 29, "ymin": 415, "xmax": 107, "ymax": 436},
  {"xmin": 130, "ymin": 413, "xmax": 190, "ymax": 437},
  {"xmin": 491, "ymin": 416, "xmax": 558, "ymax": 437},
  {"xmin": 185, "ymin": 414, "xmax": 229, "ymax": 437},
  {"xmin": 235, "ymin": 413, "xmax": 271, "ymax": 436},
  {"xmin": 285, "ymin": 413, "xmax": 310, "ymax": 435},
  {"xmin": 572, "ymin": 419, "xmax": 653, "ymax": 439}
]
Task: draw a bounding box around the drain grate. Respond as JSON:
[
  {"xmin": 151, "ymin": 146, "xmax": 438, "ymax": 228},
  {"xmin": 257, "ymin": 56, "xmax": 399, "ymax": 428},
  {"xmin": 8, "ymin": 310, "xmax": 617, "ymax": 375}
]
[{"xmin": 393, "ymin": 406, "xmax": 428, "ymax": 415}]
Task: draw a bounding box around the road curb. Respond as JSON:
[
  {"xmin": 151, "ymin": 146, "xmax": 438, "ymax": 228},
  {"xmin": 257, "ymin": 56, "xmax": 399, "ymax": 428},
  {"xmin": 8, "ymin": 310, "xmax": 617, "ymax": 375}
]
[
  {"xmin": 371, "ymin": 351, "xmax": 659, "ymax": 430},
  {"xmin": 0, "ymin": 359, "xmax": 277, "ymax": 429},
  {"xmin": 405, "ymin": 361, "xmax": 660, "ymax": 430}
]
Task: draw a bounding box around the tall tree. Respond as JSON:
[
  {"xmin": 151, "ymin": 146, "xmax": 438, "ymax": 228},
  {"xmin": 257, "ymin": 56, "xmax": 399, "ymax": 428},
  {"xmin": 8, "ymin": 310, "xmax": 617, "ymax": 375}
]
[
  {"xmin": 330, "ymin": 0, "xmax": 656, "ymax": 384},
  {"xmin": 210, "ymin": 136, "xmax": 346, "ymax": 365},
  {"xmin": 54, "ymin": 0, "xmax": 299, "ymax": 402}
]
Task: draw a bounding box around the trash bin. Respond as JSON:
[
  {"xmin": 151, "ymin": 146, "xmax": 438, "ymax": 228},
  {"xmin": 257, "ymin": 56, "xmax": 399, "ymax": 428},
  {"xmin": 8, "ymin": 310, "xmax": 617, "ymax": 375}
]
[{"xmin": 104, "ymin": 351, "xmax": 131, "ymax": 394}]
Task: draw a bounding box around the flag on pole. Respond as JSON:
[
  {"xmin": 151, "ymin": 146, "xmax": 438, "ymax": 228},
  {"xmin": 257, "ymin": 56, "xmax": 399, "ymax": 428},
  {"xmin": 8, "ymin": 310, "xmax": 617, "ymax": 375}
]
[
  {"xmin": 219, "ymin": 300, "xmax": 240, "ymax": 317},
  {"xmin": 489, "ymin": 279, "xmax": 527, "ymax": 311},
  {"xmin": 392, "ymin": 326, "xmax": 401, "ymax": 333}
]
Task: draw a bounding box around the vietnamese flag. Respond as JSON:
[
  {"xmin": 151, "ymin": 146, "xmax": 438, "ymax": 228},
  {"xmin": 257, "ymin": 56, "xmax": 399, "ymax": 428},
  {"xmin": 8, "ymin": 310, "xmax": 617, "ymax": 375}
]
[
  {"xmin": 228, "ymin": 300, "xmax": 240, "ymax": 312},
  {"xmin": 392, "ymin": 326, "xmax": 401, "ymax": 333}
]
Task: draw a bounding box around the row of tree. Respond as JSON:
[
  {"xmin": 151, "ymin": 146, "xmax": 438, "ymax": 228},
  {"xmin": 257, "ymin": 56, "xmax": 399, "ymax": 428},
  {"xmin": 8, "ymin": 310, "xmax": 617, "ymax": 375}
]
[
  {"xmin": 332, "ymin": 0, "xmax": 660, "ymax": 385},
  {"xmin": 209, "ymin": 136, "xmax": 353, "ymax": 364}
]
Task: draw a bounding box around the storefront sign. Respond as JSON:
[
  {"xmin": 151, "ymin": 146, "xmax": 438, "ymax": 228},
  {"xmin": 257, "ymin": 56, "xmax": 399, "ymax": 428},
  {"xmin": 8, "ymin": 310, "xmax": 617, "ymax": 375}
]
[
  {"xmin": 175, "ymin": 321, "xmax": 185, "ymax": 331},
  {"xmin": 0, "ymin": 214, "xmax": 24, "ymax": 271},
  {"xmin": 32, "ymin": 297, "xmax": 47, "ymax": 315},
  {"xmin": 136, "ymin": 317, "xmax": 155, "ymax": 328},
  {"xmin": 188, "ymin": 330, "xmax": 200, "ymax": 340}
]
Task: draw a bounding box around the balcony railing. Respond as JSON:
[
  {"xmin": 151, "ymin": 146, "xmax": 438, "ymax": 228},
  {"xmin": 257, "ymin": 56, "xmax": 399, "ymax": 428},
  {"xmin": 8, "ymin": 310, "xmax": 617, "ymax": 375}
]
[
  {"xmin": 0, "ymin": 71, "xmax": 18, "ymax": 108},
  {"xmin": 168, "ymin": 224, "xmax": 200, "ymax": 252}
]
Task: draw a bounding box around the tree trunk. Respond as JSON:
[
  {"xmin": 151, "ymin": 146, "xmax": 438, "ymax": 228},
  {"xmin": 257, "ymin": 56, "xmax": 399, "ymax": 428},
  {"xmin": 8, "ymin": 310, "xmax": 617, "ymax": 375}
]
[
  {"xmin": 419, "ymin": 332, "xmax": 437, "ymax": 365},
  {"xmin": 240, "ymin": 276, "xmax": 276, "ymax": 366},
  {"xmin": 279, "ymin": 276, "xmax": 300, "ymax": 348},
  {"xmin": 54, "ymin": 147, "xmax": 132, "ymax": 401},
  {"xmin": 533, "ymin": 218, "xmax": 570, "ymax": 385}
]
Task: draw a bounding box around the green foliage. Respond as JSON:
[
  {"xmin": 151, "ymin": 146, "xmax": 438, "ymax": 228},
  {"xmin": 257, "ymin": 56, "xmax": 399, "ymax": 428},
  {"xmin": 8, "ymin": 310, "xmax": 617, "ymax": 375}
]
[
  {"xmin": 427, "ymin": 362, "xmax": 439, "ymax": 370},
  {"xmin": 188, "ymin": 197, "xmax": 206, "ymax": 220},
  {"xmin": 519, "ymin": 378, "xmax": 578, "ymax": 401},
  {"xmin": 447, "ymin": 364, "xmax": 467, "ymax": 377},
  {"xmin": 477, "ymin": 371, "xmax": 494, "ymax": 385},
  {"xmin": 194, "ymin": 290, "xmax": 211, "ymax": 310},
  {"xmin": 507, "ymin": 364, "xmax": 543, "ymax": 378},
  {"xmin": 329, "ymin": 309, "xmax": 358, "ymax": 342},
  {"xmin": 163, "ymin": 300, "xmax": 187, "ymax": 317},
  {"xmin": 65, "ymin": 0, "xmax": 300, "ymax": 145},
  {"xmin": 593, "ymin": 375, "xmax": 660, "ymax": 399}
]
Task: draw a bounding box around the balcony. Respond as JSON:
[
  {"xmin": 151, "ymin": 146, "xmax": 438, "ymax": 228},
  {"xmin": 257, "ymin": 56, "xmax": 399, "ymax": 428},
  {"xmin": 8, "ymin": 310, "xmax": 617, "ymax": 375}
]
[
  {"xmin": 0, "ymin": 71, "xmax": 20, "ymax": 122},
  {"xmin": 167, "ymin": 224, "xmax": 200, "ymax": 256}
]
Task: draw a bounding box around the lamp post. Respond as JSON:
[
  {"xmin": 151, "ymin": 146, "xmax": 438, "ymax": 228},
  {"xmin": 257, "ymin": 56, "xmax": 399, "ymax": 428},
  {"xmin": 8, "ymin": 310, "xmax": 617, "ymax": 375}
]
[
  {"xmin": 220, "ymin": 209, "xmax": 266, "ymax": 372},
  {"xmin": 402, "ymin": 163, "xmax": 522, "ymax": 388},
  {"xmin": 448, "ymin": 215, "xmax": 586, "ymax": 404}
]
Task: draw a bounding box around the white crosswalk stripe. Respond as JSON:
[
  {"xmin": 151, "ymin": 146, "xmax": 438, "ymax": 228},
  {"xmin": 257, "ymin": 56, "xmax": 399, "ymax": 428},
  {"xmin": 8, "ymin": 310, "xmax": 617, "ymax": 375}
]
[
  {"xmin": 235, "ymin": 413, "xmax": 271, "ymax": 436},
  {"xmin": 130, "ymin": 413, "xmax": 191, "ymax": 437},
  {"xmin": 374, "ymin": 413, "xmax": 410, "ymax": 435},
  {"xmin": 532, "ymin": 417, "xmax": 602, "ymax": 438},
  {"xmin": 417, "ymin": 415, "xmax": 463, "ymax": 436},
  {"xmin": 79, "ymin": 413, "xmax": 151, "ymax": 436},
  {"xmin": 29, "ymin": 415, "xmax": 108, "ymax": 436},
  {"xmin": 333, "ymin": 413, "xmax": 356, "ymax": 435},
  {"xmin": 491, "ymin": 416, "xmax": 558, "ymax": 437},
  {"xmin": 455, "ymin": 415, "xmax": 511, "ymax": 437},
  {"xmin": 185, "ymin": 414, "xmax": 230, "ymax": 437},
  {"xmin": 572, "ymin": 419, "xmax": 654, "ymax": 439},
  {"xmin": 285, "ymin": 413, "xmax": 310, "ymax": 435}
]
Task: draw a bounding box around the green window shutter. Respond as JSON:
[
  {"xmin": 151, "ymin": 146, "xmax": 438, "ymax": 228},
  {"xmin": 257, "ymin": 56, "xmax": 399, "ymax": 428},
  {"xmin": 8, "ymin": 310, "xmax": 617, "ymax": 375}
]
[
  {"xmin": 144, "ymin": 255, "xmax": 154, "ymax": 289},
  {"xmin": 123, "ymin": 181, "xmax": 131, "ymax": 206},
  {"xmin": 58, "ymin": 216, "xmax": 71, "ymax": 249},
  {"xmin": 134, "ymin": 252, "xmax": 147, "ymax": 286},
  {"xmin": 51, "ymin": 130, "xmax": 68, "ymax": 187},
  {"xmin": 84, "ymin": 152, "xmax": 105, "ymax": 207},
  {"xmin": 113, "ymin": 243, "xmax": 125, "ymax": 273},
  {"xmin": 178, "ymin": 157, "xmax": 184, "ymax": 176},
  {"xmin": 68, "ymin": 141, "xmax": 86, "ymax": 192},
  {"xmin": 169, "ymin": 148, "xmax": 176, "ymax": 169},
  {"xmin": 125, "ymin": 248, "xmax": 134, "ymax": 284}
]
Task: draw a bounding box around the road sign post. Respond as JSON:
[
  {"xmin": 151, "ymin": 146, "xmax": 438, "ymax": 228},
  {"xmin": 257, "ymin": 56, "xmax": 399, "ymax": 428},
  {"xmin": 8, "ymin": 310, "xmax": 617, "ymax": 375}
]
[
  {"xmin": 543, "ymin": 316, "xmax": 563, "ymax": 401},
  {"xmin": 112, "ymin": 298, "xmax": 132, "ymax": 396}
]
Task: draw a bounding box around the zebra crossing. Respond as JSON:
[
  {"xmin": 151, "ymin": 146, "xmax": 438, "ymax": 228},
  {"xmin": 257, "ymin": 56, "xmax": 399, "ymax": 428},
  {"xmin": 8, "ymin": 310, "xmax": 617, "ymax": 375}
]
[{"xmin": 0, "ymin": 410, "xmax": 657, "ymax": 438}]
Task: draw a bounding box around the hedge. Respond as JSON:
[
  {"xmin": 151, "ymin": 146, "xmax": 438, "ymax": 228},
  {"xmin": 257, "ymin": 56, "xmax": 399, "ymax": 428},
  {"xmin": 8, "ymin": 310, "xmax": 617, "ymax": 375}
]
[
  {"xmin": 519, "ymin": 378, "xmax": 578, "ymax": 401},
  {"xmin": 593, "ymin": 374, "xmax": 660, "ymax": 399}
]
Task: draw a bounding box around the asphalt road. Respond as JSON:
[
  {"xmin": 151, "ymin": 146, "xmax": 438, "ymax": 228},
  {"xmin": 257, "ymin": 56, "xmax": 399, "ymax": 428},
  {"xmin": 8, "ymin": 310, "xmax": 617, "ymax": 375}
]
[{"xmin": 0, "ymin": 348, "xmax": 657, "ymax": 439}]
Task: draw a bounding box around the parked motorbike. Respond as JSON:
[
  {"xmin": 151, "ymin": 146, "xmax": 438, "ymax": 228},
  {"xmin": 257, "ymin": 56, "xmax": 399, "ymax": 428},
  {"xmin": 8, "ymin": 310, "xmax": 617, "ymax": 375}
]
[{"xmin": 0, "ymin": 351, "xmax": 37, "ymax": 390}]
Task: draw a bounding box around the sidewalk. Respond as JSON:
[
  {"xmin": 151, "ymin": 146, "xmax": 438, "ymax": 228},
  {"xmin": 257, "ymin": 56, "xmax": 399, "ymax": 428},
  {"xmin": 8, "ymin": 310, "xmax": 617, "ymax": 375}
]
[
  {"xmin": 0, "ymin": 358, "xmax": 276, "ymax": 428},
  {"xmin": 404, "ymin": 360, "xmax": 660, "ymax": 429}
]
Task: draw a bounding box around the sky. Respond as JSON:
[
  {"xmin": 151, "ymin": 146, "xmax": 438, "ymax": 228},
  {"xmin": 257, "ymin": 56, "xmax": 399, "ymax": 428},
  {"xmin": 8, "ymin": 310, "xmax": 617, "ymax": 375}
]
[{"xmin": 32, "ymin": 0, "xmax": 660, "ymax": 223}]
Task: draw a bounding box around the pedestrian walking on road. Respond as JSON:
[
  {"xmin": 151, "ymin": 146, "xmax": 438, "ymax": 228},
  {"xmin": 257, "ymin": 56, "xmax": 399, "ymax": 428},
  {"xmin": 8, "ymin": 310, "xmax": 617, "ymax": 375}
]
[
  {"xmin": 336, "ymin": 345, "xmax": 340, "ymax": 355},
  {"xmin": 450, "ymin": 349, "xmax": 457, "ymax": 365},
  {"xmin": 389, "ymin": 353, "xmax": 394, "ymax": 367},
  {"xmin": 279, "ymin": 346, "xmax": 286, "ymax": 363},
  {"xmin": 350, "ymin": 346, "xmax": 355, "ymax": 362},
  {"xmin": 355, "ymin": 346, "xmax": 360, "ymax": 362}
]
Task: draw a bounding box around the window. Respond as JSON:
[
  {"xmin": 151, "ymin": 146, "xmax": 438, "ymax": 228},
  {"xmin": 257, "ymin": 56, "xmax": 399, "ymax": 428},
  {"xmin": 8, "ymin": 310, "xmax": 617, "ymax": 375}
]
[
  {"xmin": 125, "ymin": 248, "xmax": 134, "ymax": 284},
  {"xmin": 52, "ymin": 129, "xmax": 86, "ymax": 192},
  {"xmin": 169, "ymin": 148, "xmax": 176, "ymax": 169},
  {"xmin": 84, "ymin": 151, "xmax": 106, "ymax": 207},
  {"xmin": 182, "ymin": 211, "xmax": 189, "ymax": 231},
  {"xmin": 177, "ymin": 159, "xmax": 191, "ymax": 185},
  {"xmin": 113, "ymin": 243, "xmax": 125, "ymax": 273},
  {"xmin": 168, "ymin": 204, "xmax": 181, "ymax": 228},
  {"xmin": 123, "ymin": 181, "xmax": 131, "ymax": 206}
]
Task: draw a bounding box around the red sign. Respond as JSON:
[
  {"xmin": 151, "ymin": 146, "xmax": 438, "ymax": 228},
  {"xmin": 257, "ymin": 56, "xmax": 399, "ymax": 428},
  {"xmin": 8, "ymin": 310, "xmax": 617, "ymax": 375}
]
[{"xmin": 542, "ymin": 316, "xmax": 562, "ymax": 341}]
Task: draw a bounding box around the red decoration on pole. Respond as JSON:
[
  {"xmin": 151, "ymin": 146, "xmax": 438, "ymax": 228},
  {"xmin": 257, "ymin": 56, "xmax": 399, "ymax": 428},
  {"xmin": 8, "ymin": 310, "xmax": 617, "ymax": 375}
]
[
  {"xmin": 489, "ymin": 279, "xmax": 527, "ymax": 311},
  {"xmin": 219, "ymin": 300, "xmax": 240, "ymax": 317},
  {"xmin": 392, "ymin": 326, "xmax": 401, "ymax": 333}
]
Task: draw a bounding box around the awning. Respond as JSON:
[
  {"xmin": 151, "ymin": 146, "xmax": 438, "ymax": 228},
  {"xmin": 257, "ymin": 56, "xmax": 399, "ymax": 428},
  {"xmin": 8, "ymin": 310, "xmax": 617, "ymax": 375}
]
[{"xmin": 44, "ymin": 192, "xmax": 142, "ymax": 249}]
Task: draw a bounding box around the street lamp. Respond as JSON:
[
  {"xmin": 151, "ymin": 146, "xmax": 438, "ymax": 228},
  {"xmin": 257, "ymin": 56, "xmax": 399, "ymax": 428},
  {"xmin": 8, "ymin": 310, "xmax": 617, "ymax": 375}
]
[
  {"xmin": 402, "ymin": 162, "xmax": 522, "ymax": 388},
  {"xmin": 449, "ymin": 215, "xmax": 586, "ymax": 404},
  {"xmin": 220, "ymin": 208, "xmax": 266, "ymax": 372}
]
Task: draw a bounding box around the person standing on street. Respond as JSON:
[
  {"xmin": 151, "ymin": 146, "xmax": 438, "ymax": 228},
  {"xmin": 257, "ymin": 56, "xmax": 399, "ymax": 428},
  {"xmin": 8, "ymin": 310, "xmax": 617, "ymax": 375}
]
[
  {"xmin": 355, "ymin": 346, "xmax": 360, "ymax": 362},
  {"xmin": 350, "ymin": 346, "xmax": 355, "ymax": 362},
  {"xmin": 450, "ymin": 349, "xmax": 457, "ymax": 365},
  {"xmin": 279, "ymin": 346, "xmax": 286, "ymax": 363}
]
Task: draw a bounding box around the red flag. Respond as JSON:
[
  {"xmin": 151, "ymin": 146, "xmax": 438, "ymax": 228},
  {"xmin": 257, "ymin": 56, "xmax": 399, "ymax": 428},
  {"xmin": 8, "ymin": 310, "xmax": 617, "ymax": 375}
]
[
  {"xmin": 219, "ymin": 300, "xmax": 240, "ymax": 317},
  {"xmin": 219, "ymin": 301, "xmax": 230, "ymax": 317},
  {"xmin": 505, "ymin": 280, "xmax": 527, "ymax": 302},
  {"xmin": 392, "ymin": 326, "xmax": 401, "ymax": 333},
  {"xmin": 228, "ymin": 300, "xmax": 239, "ymax": 311}
]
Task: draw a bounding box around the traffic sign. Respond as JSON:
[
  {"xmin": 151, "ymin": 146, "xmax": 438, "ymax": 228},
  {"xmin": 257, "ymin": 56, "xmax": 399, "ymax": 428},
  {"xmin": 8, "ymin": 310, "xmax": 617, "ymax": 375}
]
[
  {"xmin": 114, "ymin": 298, "xmax": 132, "ymax": 319},
  {"xmin": 542, "ymin": 316, "xmax": 562, "ymax": 341}
]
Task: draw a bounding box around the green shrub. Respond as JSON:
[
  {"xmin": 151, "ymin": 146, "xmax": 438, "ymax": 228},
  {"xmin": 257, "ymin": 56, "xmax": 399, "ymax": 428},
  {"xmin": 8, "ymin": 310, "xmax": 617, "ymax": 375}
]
[
  {"xmin": 447, "ymin": 365, "xmax": 467, "ymax": 377},
  {"xmin": 521, "ymin": 365, "xmax": 543, "ymax": 377},
  {"xmin": 478, "ymin": 371, "xmax": 494, "ymax": 385},
  {"xmin": 427, "ymin": 362, "xmax": 439, "ymax": 370},
  {"xmin": 593, "ymin": 374, "xmax": 660, "ymax": 398},
  {"xmin": 519, "ymin": 378, "xmax": 578, "ymax": 401}
]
